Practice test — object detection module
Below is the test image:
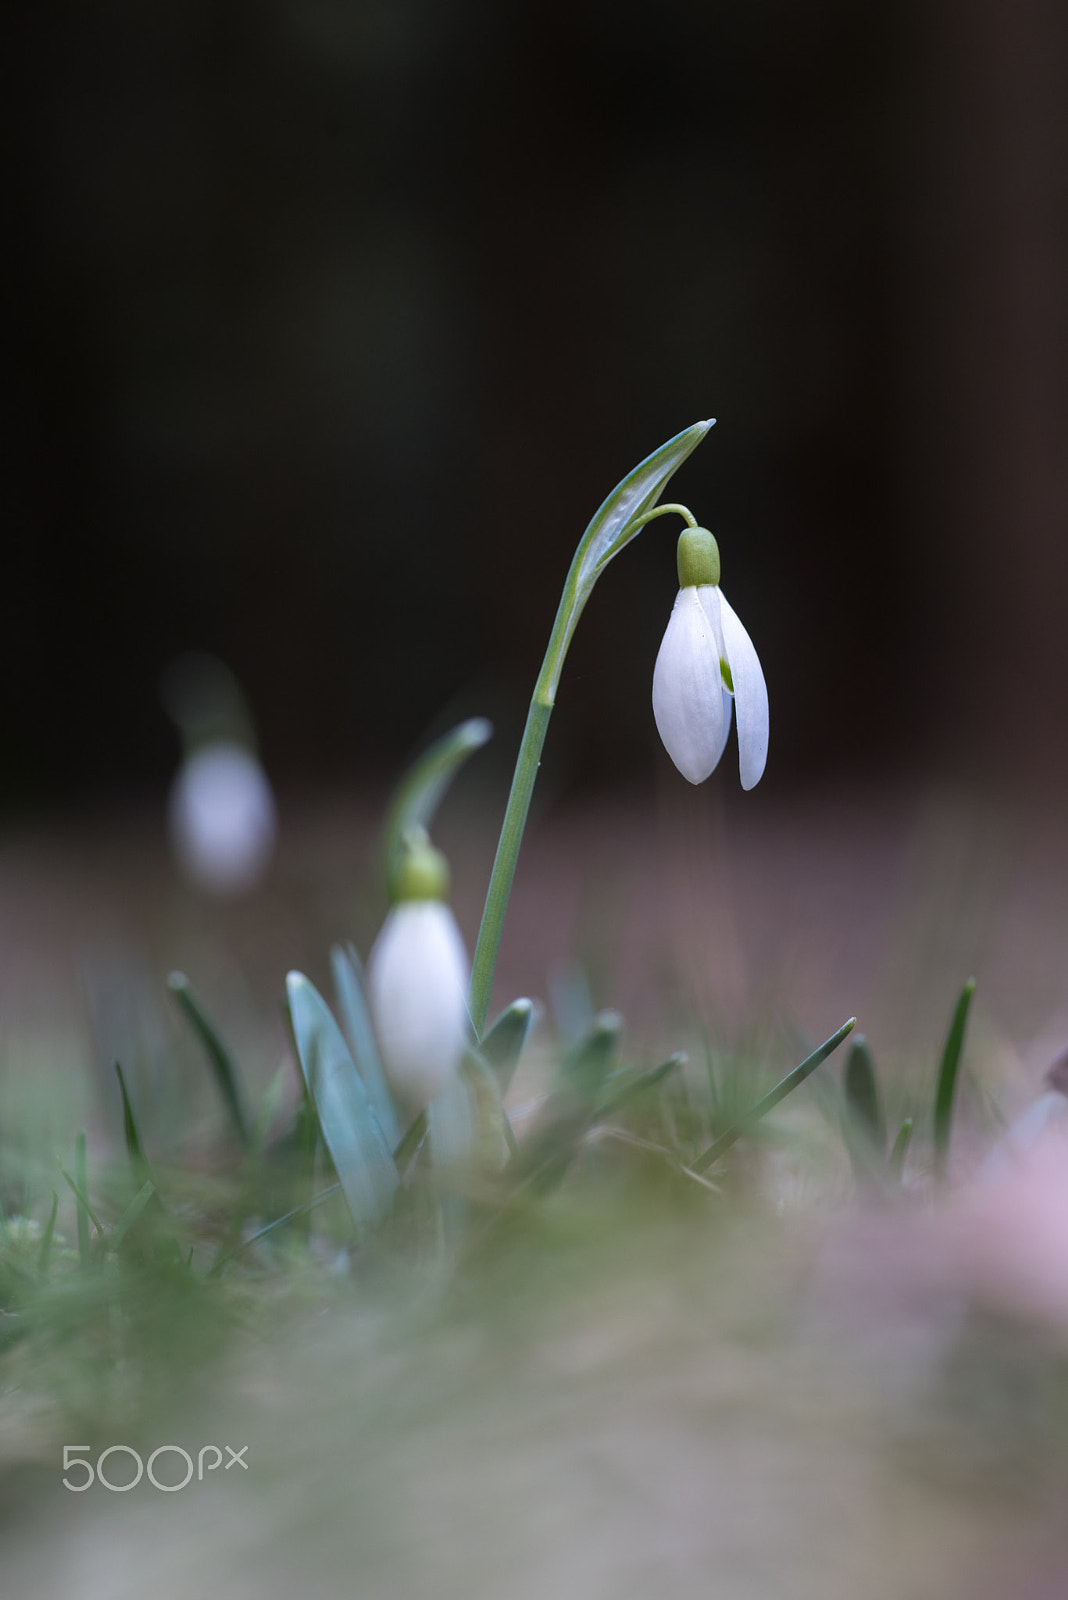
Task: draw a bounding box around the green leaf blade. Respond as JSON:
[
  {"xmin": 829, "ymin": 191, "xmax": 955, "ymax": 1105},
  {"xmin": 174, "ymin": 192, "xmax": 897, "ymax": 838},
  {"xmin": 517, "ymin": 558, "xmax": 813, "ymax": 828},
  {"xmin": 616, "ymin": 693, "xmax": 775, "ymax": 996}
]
[
  {"xmin": 36, "ymin": 1191, "xmax": 59, "ymax": 1276},
  {"xmin": 508, "ymin": 1011, "xmax": 623, "ymax": 1195},
  {"xmin": 843, "ymin": 1035, "xmax": 885, "ymax": 1153},
  {"xmin": 595, "ymin": 1053, "xmax": 686, "ymax": 1122},
  {"xmin": 889, "ymin": 1117, "xmax": 913, "ymax": 1180},
  {"xmin": 114, "ymin": 1060, "xmax": 150, "ymax": 1182},
  {"xmin": 933, "ymin": 979, "xmax": 975, "ymax": 1181},
  {"xmin": 74, "ymin": 1130, "xmax": 92, "ymax": 1266},
  {"xmin": 693, "ymin": 1018, "xmax": 856, "ymax": 1174},
  {"xmin": 108, "ymin": 1181, "xmax": 157, "ymax": 1254},
  {"xmin": 168, "ymin": 972, "xmax": 250, "ymax": 1148}
]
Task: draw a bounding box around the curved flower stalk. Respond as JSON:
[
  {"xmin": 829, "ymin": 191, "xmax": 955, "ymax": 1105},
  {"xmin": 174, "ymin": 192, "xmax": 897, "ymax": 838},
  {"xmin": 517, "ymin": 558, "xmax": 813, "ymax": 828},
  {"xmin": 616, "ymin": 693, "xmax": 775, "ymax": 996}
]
[
  {"xmin": 652, "ymin": 525, "xmax": 768, "ymax": 789},
  {"xmin": 367, "ymin": 834, "xmax": 470, "ymax": 1110},
  {"xmin": 468, "ymin": 420, "xmax": 715, "ymax": 1033}
]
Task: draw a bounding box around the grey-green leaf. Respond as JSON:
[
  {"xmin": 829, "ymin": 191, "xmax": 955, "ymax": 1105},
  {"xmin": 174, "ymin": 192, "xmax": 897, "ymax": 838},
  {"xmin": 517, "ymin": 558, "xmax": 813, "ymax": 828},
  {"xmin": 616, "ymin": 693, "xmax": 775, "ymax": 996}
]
[
  {"xmin": 538, "ymin": 420, "xmax": 714, "ymax": 704},
  {"xmin": 480, "ymin": 998, "xmax": 539, "ymax": 1094},
  {"xmin": 578, "ymin": 420, "xmax": 715, "ymax": 592},
  {"xmin": 427, "ymin": 1073, "xmax": 477, "ymax": 1173},
  {"xmin": 331, "ymin": 943, "xmax": 400, "ymax": 1149},
  {"xmin": 286, "ymin": 972, "xmax": 398, "ymax": 1230},
  {"xmin": 563, "ymin": 1009, "xmax": 623, "ymax": 1101}
]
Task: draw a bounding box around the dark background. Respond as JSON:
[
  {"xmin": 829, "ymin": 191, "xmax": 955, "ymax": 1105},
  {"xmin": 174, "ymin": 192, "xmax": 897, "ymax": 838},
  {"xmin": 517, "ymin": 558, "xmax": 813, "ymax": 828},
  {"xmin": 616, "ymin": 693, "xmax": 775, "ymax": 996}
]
[{"xmin": 6, "ymin": 0, "xmax": 1068, "ymax": 814}]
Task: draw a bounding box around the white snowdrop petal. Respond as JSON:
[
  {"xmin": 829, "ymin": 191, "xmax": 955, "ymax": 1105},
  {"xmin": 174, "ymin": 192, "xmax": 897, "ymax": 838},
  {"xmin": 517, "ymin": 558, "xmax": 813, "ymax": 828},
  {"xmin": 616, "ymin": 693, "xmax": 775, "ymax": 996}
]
[
  {"xmin": 367, "ymin": 902, "xmax": 469, "ymax": 1108},
  {"xmin": 695, "ymin": 587, "xmax": 733, "ymax": 772},
  {"xmin": 652, "ymin": 587, "xmax": 726, "ymax": 784},
  {"xmin": 695, "ymin": 584, "xmax": 727, "ymax": 660},
  {"xmin": 718, "ymin": 590, "xmax": 769, "ymax": 790},
  {"xmin": 168, "ymin": 742, "xmax": 277, "ymax": 893},
  {"xmin": 710, "ymin": 686, "xmax": 733, "ymax": 770}
]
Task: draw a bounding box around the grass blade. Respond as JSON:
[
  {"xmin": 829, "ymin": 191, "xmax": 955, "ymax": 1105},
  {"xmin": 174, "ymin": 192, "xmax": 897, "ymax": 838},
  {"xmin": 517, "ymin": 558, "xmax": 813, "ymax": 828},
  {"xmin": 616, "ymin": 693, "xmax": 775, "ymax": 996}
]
[
  {"xmin": 108, "ymin": 1180, "xmax": 156, "ymax": 1253},
  {"xmin": 693, "ymin": 1018, "xmax": 856, "ymax": 1174},
  {"xmin": 933, "ymin": 979, "xmax": 975, "ymax": 1181},
  {"xmin": 218, "ymin": 1183, "xmax": 343, "ymax": 1267},
  {"xmin": 508, "ymin": 1012, "xmax": 623, "ymax": 1194},
  {"xmin": 393, "ymin": 1110, "xmax": 428, "ymax": 1176},
  {"xmin": 114, "ymin": 1060, "xmax": 149, "ymax": 1181},
  {"xmin": 595, "ymin": 1054, "xmax": 686, "ymax": 1121},
  {"xmin": 889, "ymin": 1116, "xmax": 913, "ymax": 1180},
  {"xmin": 36, "ymin": 1191, "xmax": 59, "ymax": 1276},
  {"xmin": 843, "ymin": 1035, "xmax": 885, "ymax": 1153},
  {"xmin": 74, "ymin": 1130, "xmax": 92, "ymax": 1264},
  {"xmin": 168, "ymin": 971, "xmax": 250, "ymax": 1148},
  {"xmin": 250, "ymin": 1065, "xmax": 288, "ymax": 1154},
  {"xmin": 63, "ymin": 1137, "xmax": 104, "ymax": 1263}
]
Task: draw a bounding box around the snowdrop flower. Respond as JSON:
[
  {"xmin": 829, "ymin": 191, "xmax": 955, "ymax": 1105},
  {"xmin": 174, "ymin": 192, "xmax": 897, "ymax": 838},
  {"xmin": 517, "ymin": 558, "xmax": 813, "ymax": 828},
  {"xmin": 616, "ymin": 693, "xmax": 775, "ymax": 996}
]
[
  {"xmin": 367, "ymin": 836, "xmax": 470, "ymax": 1109},
  {"xmin": 168, "ymin": 740, "xmax": 277, "ymax": 893},
  {"xmin": 652, "ymin": 526, "xmax": 768, "ymax": 788}
]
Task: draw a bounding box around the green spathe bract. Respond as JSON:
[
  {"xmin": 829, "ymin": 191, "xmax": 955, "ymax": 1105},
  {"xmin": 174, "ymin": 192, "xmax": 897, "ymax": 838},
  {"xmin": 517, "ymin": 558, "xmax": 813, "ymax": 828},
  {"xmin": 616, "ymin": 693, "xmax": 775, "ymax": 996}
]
[{"xmin": 382, "ymin": 717, "xmax": 492, "ymax": 903}]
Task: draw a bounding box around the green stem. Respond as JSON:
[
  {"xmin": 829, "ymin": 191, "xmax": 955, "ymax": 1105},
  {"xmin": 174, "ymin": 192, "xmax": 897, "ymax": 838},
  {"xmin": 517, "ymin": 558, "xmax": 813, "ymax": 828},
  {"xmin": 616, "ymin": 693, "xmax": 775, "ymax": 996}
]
[
  {"xmin": 466, "ymin": 421, "xmax": 714, "ymax": 1033},
  {"xmin": 469, "ymin": 696, "xmax": 552, "ymax": 1034},
  {"xmin": 625, "ymin": 502, "xmax": 699, "ymax": 534},
  {"xmin": 468, "ymin": 510, "xmax": 695, "ymax": 1033}
]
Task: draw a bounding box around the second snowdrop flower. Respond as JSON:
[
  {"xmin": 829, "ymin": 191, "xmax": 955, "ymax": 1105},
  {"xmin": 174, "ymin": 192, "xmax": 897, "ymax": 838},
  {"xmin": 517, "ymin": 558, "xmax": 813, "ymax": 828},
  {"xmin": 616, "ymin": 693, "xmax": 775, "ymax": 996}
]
[
  {"xmin": 367, "ymin": 835, "xmax": 470, "ymax": 1110},
  {"xmin": 652, "ymin": 525, "xmax": 769, "ymax": 789}
]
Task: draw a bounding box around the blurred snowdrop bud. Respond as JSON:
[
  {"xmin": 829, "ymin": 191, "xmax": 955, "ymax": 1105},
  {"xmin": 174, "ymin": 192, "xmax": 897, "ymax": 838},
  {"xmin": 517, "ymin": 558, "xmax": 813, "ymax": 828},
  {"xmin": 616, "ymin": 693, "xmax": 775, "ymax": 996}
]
[
  {"xmin": 162, "ymin": 653, "xmax": 276, "ymax": 894},
  {"xmin": 168, "ymin": 741, "xmax": 277, "ymax": 894},
  {"xmin": 367, "ymin": 837, "xmax": 469, "ymax": 1109},
  {"xmin": 652, "ymin": 526, "xmax": 768, "ymax": 788}
]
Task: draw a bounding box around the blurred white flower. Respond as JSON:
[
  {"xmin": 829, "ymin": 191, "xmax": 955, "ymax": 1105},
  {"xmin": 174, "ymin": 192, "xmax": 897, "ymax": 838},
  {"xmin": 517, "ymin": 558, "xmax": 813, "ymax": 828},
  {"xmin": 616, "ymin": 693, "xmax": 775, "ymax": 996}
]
[
  {"xmin": 367, "ymin": 838, "xmax": 469, "ymax": 1109},
  {"xmin": 652, "ymin": 528, "xmax": 768, "ymax": 788},
  {"xmin": 168, "ymin": 740, "xmax": 277, "ymax": 894}
]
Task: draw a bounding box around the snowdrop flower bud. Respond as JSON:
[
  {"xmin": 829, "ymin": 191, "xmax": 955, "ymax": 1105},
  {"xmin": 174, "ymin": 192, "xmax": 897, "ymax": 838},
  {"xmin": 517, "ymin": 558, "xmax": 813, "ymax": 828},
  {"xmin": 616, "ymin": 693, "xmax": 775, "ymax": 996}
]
[
  {"xmin": 652, "ymin": 526, "xmax": 769, "ymax": 789},
  {"xmin": 168, "ymin": 740, "xmax": 277, "ymax": 893},
  {"xmin": 367, "ymin": 838, "xmax": 470, "ymax": 1109}
]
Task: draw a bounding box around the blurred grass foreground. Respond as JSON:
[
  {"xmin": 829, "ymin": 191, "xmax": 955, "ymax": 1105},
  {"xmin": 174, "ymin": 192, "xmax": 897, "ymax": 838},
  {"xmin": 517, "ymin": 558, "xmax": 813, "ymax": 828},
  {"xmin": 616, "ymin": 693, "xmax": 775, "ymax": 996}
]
[{"xmin": 3, "ymin": 781, "xmax": 1068, "ymax": 1599}]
